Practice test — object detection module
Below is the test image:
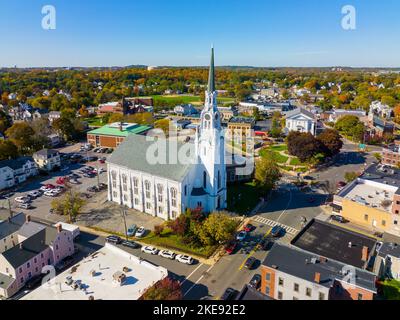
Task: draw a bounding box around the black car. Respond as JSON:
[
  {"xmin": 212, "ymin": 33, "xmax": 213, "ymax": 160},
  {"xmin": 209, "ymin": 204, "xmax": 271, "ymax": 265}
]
[
  {"xmin": 25, "ymin": 274, "xmax": 46, "ymax": 290},
  {"xmin": 106, "ymin": 235, "xmax": 122, "ymax": 244},
  {"xmin": 221, "ymin": 288, "xmax": 237, "ymax": 301},
  {"xmin": 244, "ymin": 257, "xmax": 257, "ymax": 270},
  {"xmin": 271, "ymin": 226, "xmax": 283, "ymax": 237},
  {"xmin": 330, "ymin": 215, "xmax": 347, "ymax": 223},
  {"xmin": 249, "ymin": 274, "xmax": 261, "ymax": 289},
  {"xmin": 122, "ymin": 240, "xmax": 141, "ymax": 249}
]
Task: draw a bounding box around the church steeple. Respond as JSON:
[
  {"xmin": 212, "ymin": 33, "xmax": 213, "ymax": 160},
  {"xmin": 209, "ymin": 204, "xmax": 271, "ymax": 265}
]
[{"xmin": 207, "ymin": 46, "xmax": 215, "ymax": 93}]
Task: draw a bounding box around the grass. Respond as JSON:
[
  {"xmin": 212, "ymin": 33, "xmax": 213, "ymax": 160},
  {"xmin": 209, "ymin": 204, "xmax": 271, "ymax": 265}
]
[
  {"xmin": 382, "ymin": 279, "xmax": 400, "ymax": 300},
  {"xmin": 227, "ymin": 181, "xmax": 262, "ymax": 215},
  {"xmin": 141, "ymin": 229, "xmax": 217, "ymax": 259},
  {"xmin": 289, "ymin": 158, "xmax": 304, "ymax": 166},
  {"xmin": 85, "ymin": 117, "xmax": 104, "ymax": 127},
  {"xmin": 259, "ymin": 145, "xmax": 289, "ymax": 164}
]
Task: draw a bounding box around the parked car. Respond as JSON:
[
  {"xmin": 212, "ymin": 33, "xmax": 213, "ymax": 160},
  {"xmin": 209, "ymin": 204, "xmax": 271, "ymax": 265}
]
[
  {"xmin": 98, "ymin": 183, "xmax": 107, "ymax": 190},
  {"xmin": 69, "ymin": 179, "xmax": 80, "ymax": 185},
  {"xmin": 271, "ymin": 226, "xmax": 283, "ymax": 237},
  {"xmin": 244, "ymin": 257, "xmax": 257, "ymax": 270},
  {"xmin": 330, "ymin": 215, "xmax": 347, "ymax": 223},
  {"xmin": 18, "ymin": 203, "xmax": 33, "ymax": 210},
  {"xmin": 225, "ymin": 241, "xmax": 238, "ymax": 255},
  {"xmin": 135, "ymin": 227, "xmax": 146, "ymax": 238},
  {"xmin": 94, "ymin": 168, "xmax": 106, "ymax": 174},
  {"xmin": 159, "ymin": 250, "xmax": 176, "ymax": 260},
  {"xmin": 99, "ymin": 157, "xmax": 106, "ymax": 164},
  {"xmin": 176, "ymin": 254, "xmax": 194, "ymax": 265},
  {"xmin": 127, "ymin": 224, "xmax": 138, "ymax": 237},
  {"xmin": 15, "ymin": 196, "xmax": 31, "ymax": 204},
  {"xmin": 25, "ymin": 274, "xmax": 45, "ymax": 290},
  {"xmin": 106, "ymin": 148, "xmax": 113, "ymax": 154},
  {"xmin": 141, "ymin": 246, "xmax": 159, "ymax": 255},
  {"xmin": 28, "ymin": 190, "xmax": 42, "ymax": 198},
  {"xmin": 236, "ymin": 231, "xmax": 247, "ymax": 241},
  {"xmin": 93, "ymin": 147, "xmax": 100, "ymax": 153},
  {"xmin": 221, "ymin": 288, "xmax": 237, "ymax": 301},
  {"xmin": 249, "ymin": 274, "xmax": 261, "ymax": 289},
  {"xmin": 122, "ymin": 240, "xmax": 141, "ymax": 249},
  {"xmin": 243, "ymin": 224, "xmax": 254, "ymax": 233},
  {"xmin": 105, "ymin": 235, "xmax": 122, "ymax": 245}
]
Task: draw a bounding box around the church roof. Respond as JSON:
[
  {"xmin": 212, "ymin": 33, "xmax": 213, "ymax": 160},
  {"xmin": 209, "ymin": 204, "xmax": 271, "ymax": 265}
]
[
  {"xmin": 208, "ymin": 47, "xmax": 215, "ymax": 93},
  {"xmin": 107, "ymin": 134, "xmax": 195, "ymax": 182}
]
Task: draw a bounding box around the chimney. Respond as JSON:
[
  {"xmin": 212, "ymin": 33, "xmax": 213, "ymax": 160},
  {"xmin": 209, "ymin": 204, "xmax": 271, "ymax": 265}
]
[
  {"xmin": 26, "ymin": 215, "xmax": 31, "ymax": 223},
  {"xmin": 56, "ymin": 224, "xmax": 63, "ymax": 233},
  {"xmin": 362, "ymin": 246, "xmax": 369, "ymax": 262},
  {"xmin": 119, "ymin": 122, "xmax": 123, "ymax": 132},
  {"xmin": 314, "ymin": 272, "xmax": 321, "ymax": 284}
]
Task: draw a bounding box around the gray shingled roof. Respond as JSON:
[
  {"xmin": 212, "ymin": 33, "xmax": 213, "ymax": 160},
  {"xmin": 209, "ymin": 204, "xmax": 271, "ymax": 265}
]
[
  {"xmin": 263, "ymin": 243, "xmax": 376, "ymax": 293},
  {"xmin": 33, "ymin": 149, "xmax": 58, "ymax": 159},
  {"xmin": 285, "ymin": 108, "xmax": 315, "ymax": 120},
  {"xmin": 0, "ymin": 273, "xmax": 15, "ymax": 290},
  {"xmin": 1, "ymin": 226, "xmax": 59, "ymax": 269},
  {"xmin": 378, "ymin": 242, "xmax": 400, "ymax": 259},
  {"xmin": 0, "ymin": 157, "xmax": 34, "ymax": 171},
  {"xmin": 107, "ymin": 134, "xmax": 195, "ymax": 182},
  {"xmin": 0, "ymin": 213, "xmax": 26, "ymax": 240}
]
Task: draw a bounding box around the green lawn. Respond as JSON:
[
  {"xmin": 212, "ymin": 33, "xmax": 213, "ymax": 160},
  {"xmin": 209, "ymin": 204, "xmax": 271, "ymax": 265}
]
[
  {"xmin": 85, "ymin": 117, "xmax": 104, "ymax": 127},
  {"xmin": 259, "ymin": 146, "xmax": 289, "ymax": 164},
  {"xmin": 227, "ymin": 181, "xmax": 262, "ymax": 215},
  {"xmin": 141, "ymin": 229, "xmax": 217, "ymax": 259}
]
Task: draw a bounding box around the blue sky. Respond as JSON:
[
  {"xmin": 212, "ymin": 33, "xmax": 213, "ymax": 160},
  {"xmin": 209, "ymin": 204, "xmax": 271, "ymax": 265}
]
[{"xmin": 0, "ymin": 0, "xmax": 399, "ymax": 67}]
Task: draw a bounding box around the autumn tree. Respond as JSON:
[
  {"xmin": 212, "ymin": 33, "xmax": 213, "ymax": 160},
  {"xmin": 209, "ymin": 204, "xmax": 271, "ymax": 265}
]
[
  {"xmin": 52, "ymin": 117, "xmax": 76, "ymax": 141},
  {"xmin": 287, "ymin": 131, "xmax": 322, "ymax": 163},
  {"xmin": 51, "ymin": 187, "xmax": 86, "ymax": 223},
  {"xmin": 196, "ymin": 212, "xmax": 238, "ymax": 246},
  {"xmin": 317, "ymin": 129, "xmax": 343, "ymax": 156},
  {"xmin": 5, "ymin": 122, "xmax": 35, "ymax": 153},
  {"xmin": 140, "ymin": 277, "xmax": 182, "ymax": 300},
  {"xmin": 335, "ymin": 115, "xmax": 365, "ymax": 142},
  {"xmin": 255, "ymin": 151, "xmax": 281, "ymax": 192},
  {"xmin": 0, "ymin": 140, "xmax": 18, "ymax": 160}
]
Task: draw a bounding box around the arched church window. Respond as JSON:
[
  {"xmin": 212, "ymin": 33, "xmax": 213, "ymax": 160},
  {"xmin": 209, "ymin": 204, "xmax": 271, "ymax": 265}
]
[
  {"xmin": 145, "ymin": 181, "xmax": 151, "ymax": 199},
  {"xmin": 133, "ymin": 177, "xmax": 139, "ymax": 195},
  {"xmin": 203, "ymin": 171, "xmax": 207, "ymax": 189},
  {"xmin": 157, "ymin": 184, "xmax": 163, "ymax": 202},
  {"xmin": 218, "ymin": 171, "xmax": 221, "ymax": 189},
  {"xmin": 122, "ymin": 174, "xmax": 128, "ymax": 191},
  {"xmin": 111, "ymin": 171, "xmax": 117, "ymax": 189},
  {"xmin": 171, "ymin": 188, "xmax": 177, "ymax": 207}
]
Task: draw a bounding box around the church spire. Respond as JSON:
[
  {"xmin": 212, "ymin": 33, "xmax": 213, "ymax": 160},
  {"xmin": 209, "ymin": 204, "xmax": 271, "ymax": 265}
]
[{"xmin": 207, "ymin": 46, "xmax": 215, "ymax": 93}]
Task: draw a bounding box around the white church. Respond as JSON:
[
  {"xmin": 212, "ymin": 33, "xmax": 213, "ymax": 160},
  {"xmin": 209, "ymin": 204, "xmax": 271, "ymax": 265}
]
[{"xmin": 107, "ymin": 48, "xmax": 227, "ymax": 220}]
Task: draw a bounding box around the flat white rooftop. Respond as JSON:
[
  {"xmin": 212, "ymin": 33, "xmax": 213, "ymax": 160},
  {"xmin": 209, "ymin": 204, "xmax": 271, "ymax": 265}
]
[
  {"xmin": 341, "ymin": 181, "xmax": 395, "ymax": 212},
  {"xmin": 22, "ymin": 244, "xmax": 168, "ymax": 300}
]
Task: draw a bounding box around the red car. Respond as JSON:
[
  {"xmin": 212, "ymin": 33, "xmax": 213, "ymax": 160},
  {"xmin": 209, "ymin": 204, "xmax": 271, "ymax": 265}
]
[
  {"xmin": 243, "ymin": 224, "xmax": 254, "ymax": 233},
  {"xmin": 45, "ymin": 184, "xmax": 56, "ymax": 189},
  {"xmin": 225, "ymin": 241, "xmax": 238, "ymax": 255},
  {"xmin": 56, "ymin": 177, "xmax": 66, "ymax": 185}
]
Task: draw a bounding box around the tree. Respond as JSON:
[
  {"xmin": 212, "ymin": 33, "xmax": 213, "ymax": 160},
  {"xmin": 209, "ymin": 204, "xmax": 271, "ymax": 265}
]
[
  {"xmin": 140, "ymin": 277, "xmax": 182, "ymax": 300},
  {"xmin": 373, "ymin": 153, "xmax": 382, "ymax": 162},
  {"xmin": 51, "ymin": 187, "xmax": 86, "ymax": 223},
  {"xmin": 317, "ymin": 129, "xmax": 343, "ymax": 156},
  {"xmin": 382, "ymin": 279, "xmax": 400, "ymax": 300},
  {"xmin": 344, "ymin": 171, "xmax": 358, "ymax": 183},
  {"xmin": 0, "ymin": 110, "xmax": 12, "ymax": 134},
  {"xmin": 0, "ymin": 140, "xmax": 18, "ymax": 160},
  {"xmin": 154, "ymin": 119, "xmax": 171, "ymax": 136},
  {"xmin": 154, "ymin": 225, "xmax": 164, "ymax": 237},
  {"xmin": 52, "ymin": 117, "xmax": 76, "ymax": 141},
  {"xmin": 5, "ymin": 122, "xmax": 35, "ymax": 153},
  {"xmin": 168, "ymin": 214, "xmax": 189, "ymax": 237},
  {"xmin": 335, "ymin": 115, "xmax": 365, "ymax": 142},
  {"xmin": 255, "ymin": 151, "xmax": 281, "ymax": 192},
  {"xmin": 287, "ymin": 131, "xmax": 322, "ymax": 163},
  {"xmin": 108, "ymin": 113, "xmax": 124, "ymax": 124},
  {"xmin": 252, "ymin": 107, "xmax": 262, "ymax": 121},
  {"xmin": 197, "ymin": 212, "xmax": 238, "ymax": 246},
  {"xmin": 394, "ymin": 104, "xmax": 400, "ymax": 124}
]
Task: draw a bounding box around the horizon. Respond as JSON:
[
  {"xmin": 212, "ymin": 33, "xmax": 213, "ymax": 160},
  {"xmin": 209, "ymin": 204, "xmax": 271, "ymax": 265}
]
[{"xmin": 1, "ymin": 0, "xmax": 400, "ymax": 68}]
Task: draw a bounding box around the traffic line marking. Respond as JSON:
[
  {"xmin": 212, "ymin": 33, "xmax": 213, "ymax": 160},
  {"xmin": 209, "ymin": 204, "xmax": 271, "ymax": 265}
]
[
  {"xmin": 252, "ymin": 216, "xmax": 299, "ymax": 235},
  {"xmin": 181, "ymin": 263, "xmax": 204, "ymax": 286},
  {"xmin": 183, "ymin": 264, "xmax": 215, "ymax": 297}
]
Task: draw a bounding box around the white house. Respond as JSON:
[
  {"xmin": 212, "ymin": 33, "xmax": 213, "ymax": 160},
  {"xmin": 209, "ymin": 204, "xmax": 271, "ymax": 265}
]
[
  {"xmin": 285, "ymin": 108, "xmax": 317, "ymax": 136},
  {"xmin": 107, "ymin": 48, "xmax": 227, "ymax": 220},
  {"xmin": 0, "ymin": 157, "xmax": 38, "ymax": 191}
]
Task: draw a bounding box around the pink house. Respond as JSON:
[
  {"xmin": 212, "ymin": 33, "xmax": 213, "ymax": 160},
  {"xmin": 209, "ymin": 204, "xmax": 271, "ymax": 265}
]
[{"xmin": 0, "ymin": 220, "xmax": 74, "ymax": 298}]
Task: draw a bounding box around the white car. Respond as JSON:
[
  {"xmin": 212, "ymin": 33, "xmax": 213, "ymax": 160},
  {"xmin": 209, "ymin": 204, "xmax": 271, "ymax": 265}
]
[
  {"xmin": 236, "ymin": 231, "xmax": 247, "ymax": 242},
  {"xmin": 44, "ymin": 190, "xmax": 58, "ymax": 197},
  {"xmin": 176, "ymin": 254, "xmax": 194, "ymax": 265},
  {"xmin": 159, "ymin": 250, "xmax": 176, "ymax": 260},
  {"xmin": 94, "ymin": 168, "xmax": 106, "ymax": 174},
  {"xmin": 15, "ymin": 196, "xmax": 30, "ymax": 203},
  {"xmin": 28, "ymin": 190, "xmax": 42, "ymax": 198},
  {"xmin": 40, "ymin": 186, "xmax": 50, "ymax": 192},
  {"xmin": 141, "ymin": 246, "xmax": 159, "ymax": 255},
  {"xmin": 135, "ymin": 227, "xmax": 146, "ymax": 238}
]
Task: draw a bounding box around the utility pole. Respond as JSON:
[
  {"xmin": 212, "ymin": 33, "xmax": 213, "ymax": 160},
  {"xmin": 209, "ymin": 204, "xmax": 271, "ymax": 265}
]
[
  {"xmin": 121, "ymin": 207, "xmax": 128, "ymax": 241},
  {"xmin": 8, "ymin": 198, "xmax": 12, "ymax": 218}
]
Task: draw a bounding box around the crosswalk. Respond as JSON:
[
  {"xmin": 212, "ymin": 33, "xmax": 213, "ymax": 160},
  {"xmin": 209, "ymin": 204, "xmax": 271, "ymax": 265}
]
[{"xmin": 252, "ymin": 215, "xmax": 299, "ymax": 235}]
